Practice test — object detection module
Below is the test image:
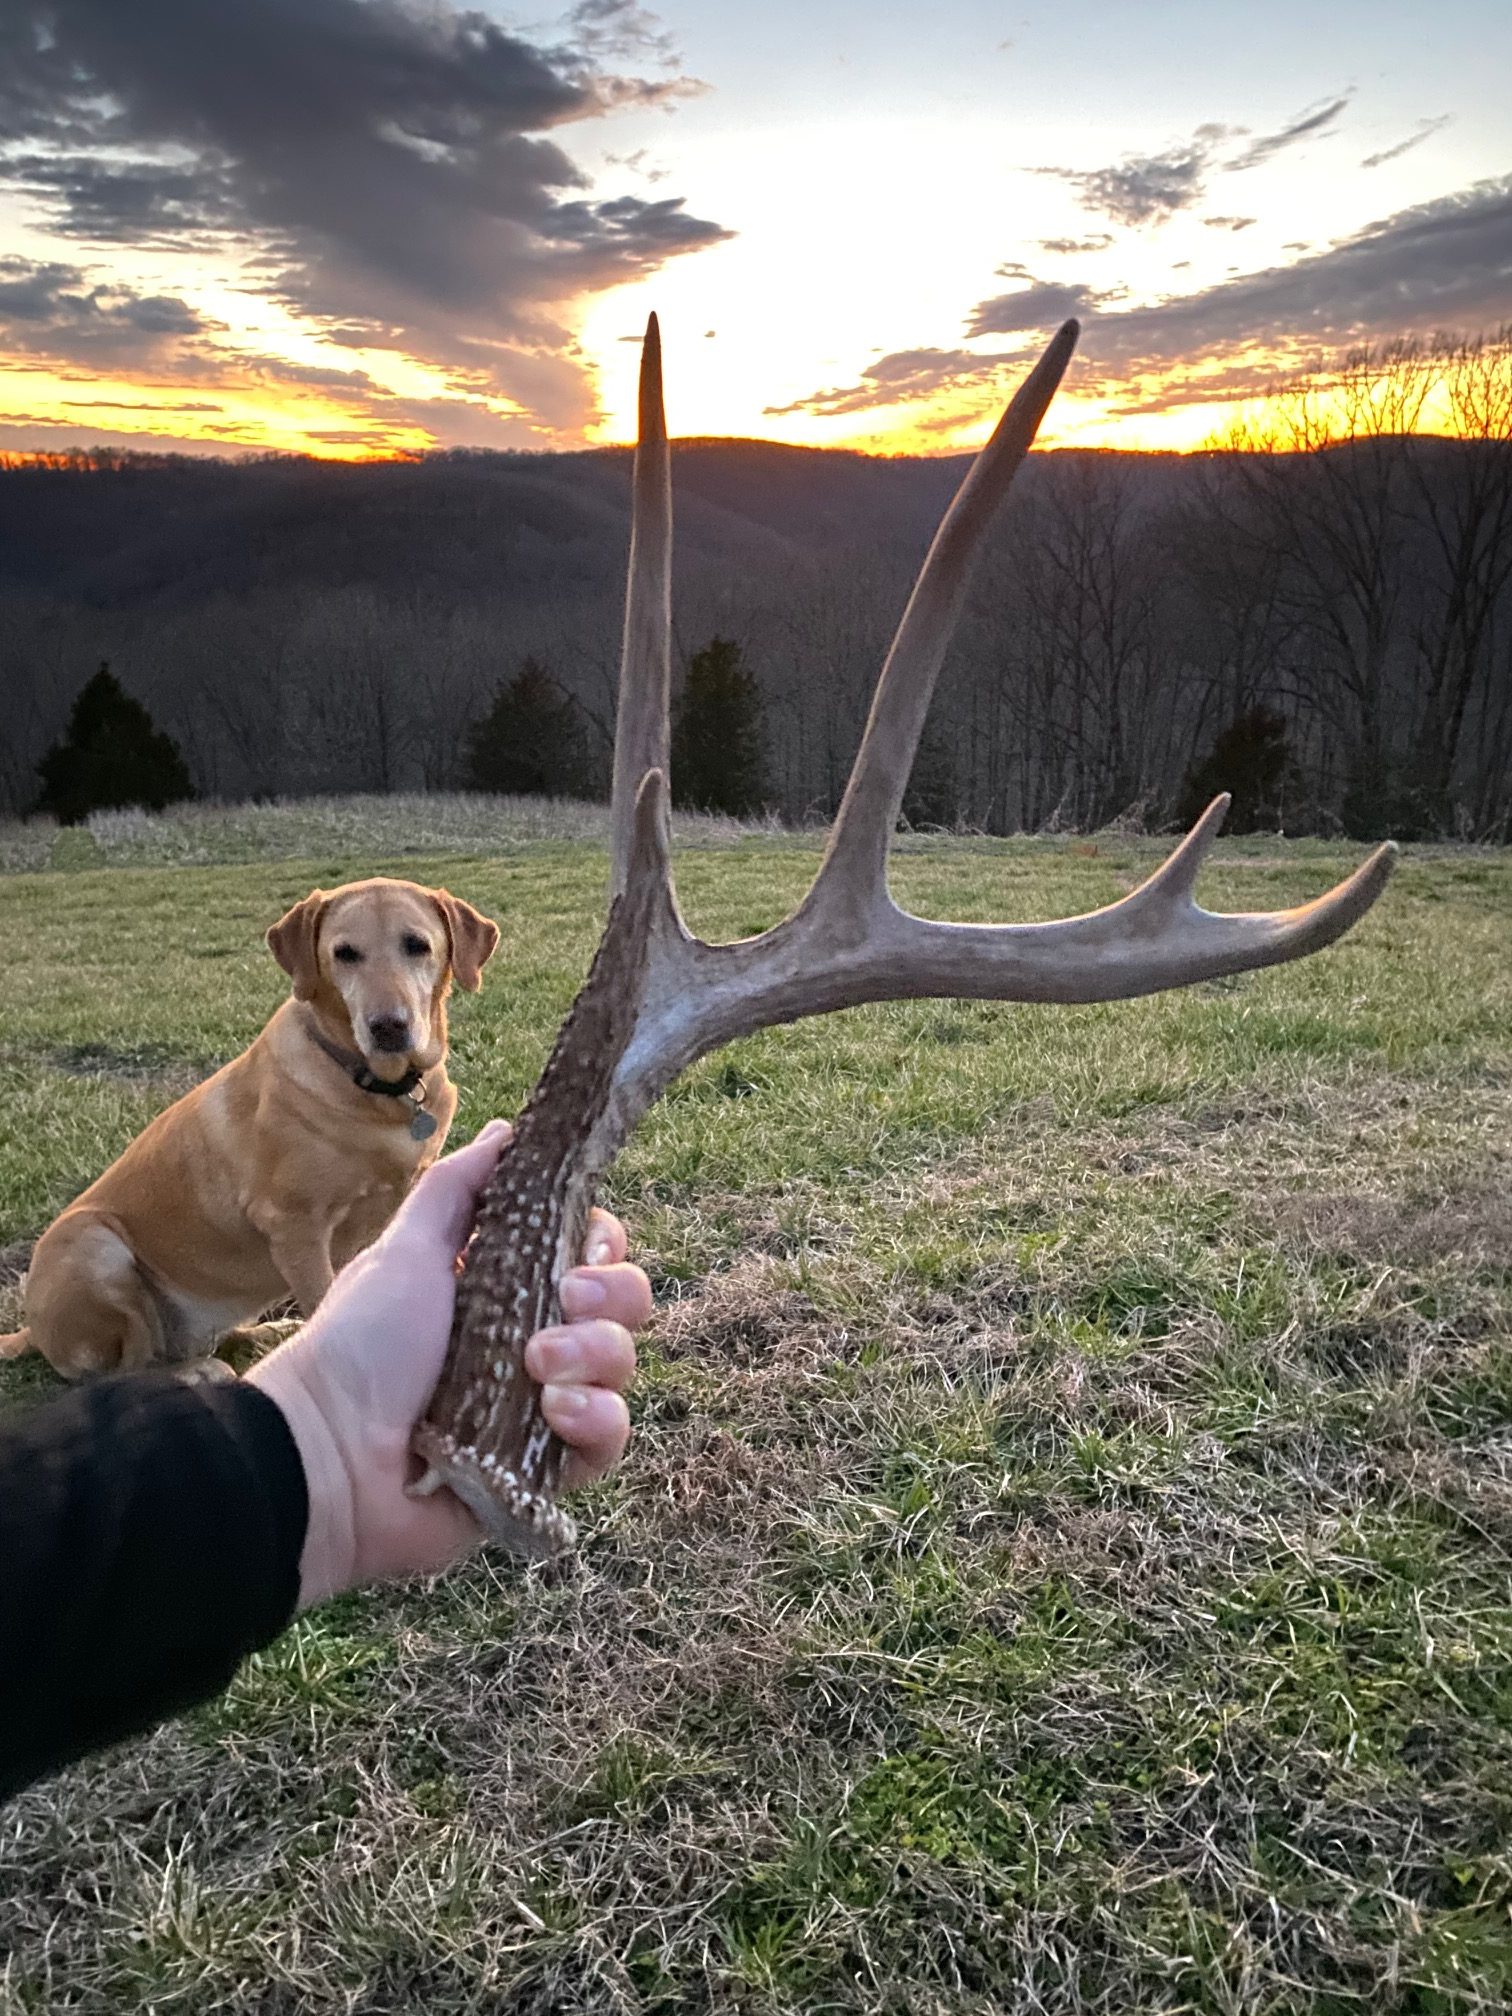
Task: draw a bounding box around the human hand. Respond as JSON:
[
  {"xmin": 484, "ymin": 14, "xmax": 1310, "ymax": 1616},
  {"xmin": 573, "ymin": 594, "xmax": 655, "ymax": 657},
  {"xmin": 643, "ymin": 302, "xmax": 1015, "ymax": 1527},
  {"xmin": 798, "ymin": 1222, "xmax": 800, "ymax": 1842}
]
[{"xmin": 247, "ymin": 1120, "xmax": 650, "ymax": 1608}]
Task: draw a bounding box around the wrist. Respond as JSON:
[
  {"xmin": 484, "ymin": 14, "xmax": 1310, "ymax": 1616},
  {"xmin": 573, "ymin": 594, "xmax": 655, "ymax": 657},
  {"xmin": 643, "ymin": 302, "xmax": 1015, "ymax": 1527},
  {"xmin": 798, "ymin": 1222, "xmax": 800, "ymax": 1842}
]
[{"xmin": 247, "ymin": 1347, "xmax": 358, "ymax": 1610}]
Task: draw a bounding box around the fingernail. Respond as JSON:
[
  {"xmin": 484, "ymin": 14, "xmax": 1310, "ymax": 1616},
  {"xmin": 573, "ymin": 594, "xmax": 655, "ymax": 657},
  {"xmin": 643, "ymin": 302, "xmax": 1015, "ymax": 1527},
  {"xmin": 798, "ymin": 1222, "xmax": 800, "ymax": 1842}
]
[
  {"xmin": 585, "ymin": 1233, "xmax": 614, "ymax": 1266},
  {"xmin": 530, "ymin": 1330, "xmax": 583, "ymax": 1381},
  {"xmin": 543, "ymin": 1382, "xmax": 587, "ymax": 1423},
  {"xmin": 559, "ymin": 1273, "xmax": 605, "ymax": 1317}
]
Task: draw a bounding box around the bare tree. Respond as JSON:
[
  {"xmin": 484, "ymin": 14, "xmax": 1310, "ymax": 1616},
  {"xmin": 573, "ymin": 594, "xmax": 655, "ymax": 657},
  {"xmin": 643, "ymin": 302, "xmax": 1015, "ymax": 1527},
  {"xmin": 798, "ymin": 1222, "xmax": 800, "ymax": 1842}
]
[{"xmin": 1401, "ymin": 328, "xmax": 1512, "ymax": 832}]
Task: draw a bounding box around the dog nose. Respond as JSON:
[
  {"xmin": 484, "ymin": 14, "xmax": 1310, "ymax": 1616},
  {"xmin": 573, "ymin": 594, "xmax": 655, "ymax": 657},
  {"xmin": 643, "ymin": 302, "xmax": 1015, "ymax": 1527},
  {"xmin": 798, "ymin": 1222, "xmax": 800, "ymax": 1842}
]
[{"xmin": 367, "ymin": 1015, "xmax": 412, "ymax": 1054}]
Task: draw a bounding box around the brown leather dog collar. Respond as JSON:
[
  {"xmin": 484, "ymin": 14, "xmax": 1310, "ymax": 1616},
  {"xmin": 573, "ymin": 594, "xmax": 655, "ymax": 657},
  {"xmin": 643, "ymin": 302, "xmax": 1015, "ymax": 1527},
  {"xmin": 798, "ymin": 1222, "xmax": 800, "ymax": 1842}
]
[{"xmin": 303, "ymin": 1017, "xmax": 425, "ymax": 1101}]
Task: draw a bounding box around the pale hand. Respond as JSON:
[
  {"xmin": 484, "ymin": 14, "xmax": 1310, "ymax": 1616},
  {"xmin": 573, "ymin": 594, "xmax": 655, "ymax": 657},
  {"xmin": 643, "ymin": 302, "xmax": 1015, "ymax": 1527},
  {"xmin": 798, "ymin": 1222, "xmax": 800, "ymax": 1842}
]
[{"xmin": 247, "ymin": 1120, "xmax": 649, "ymax": 1607}]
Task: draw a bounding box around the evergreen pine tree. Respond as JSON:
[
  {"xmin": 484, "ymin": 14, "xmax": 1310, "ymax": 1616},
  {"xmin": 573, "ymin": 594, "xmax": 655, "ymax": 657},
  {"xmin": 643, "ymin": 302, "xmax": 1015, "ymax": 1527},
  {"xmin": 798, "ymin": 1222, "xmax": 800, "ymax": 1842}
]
[
  {"xmin": 465, "ymin": 659, "xmax": 585, "ymax": 797},
  {"xmin": 1178, "ymin": 707, "xmax": 1294, "ymax": 834},
  {"xmin": 670, "ymin": 636, "xmax": 767, "ymax": 816},
  {"xmin": 33, "ymin": 664, "xmax": 194, "ymax": 825}
]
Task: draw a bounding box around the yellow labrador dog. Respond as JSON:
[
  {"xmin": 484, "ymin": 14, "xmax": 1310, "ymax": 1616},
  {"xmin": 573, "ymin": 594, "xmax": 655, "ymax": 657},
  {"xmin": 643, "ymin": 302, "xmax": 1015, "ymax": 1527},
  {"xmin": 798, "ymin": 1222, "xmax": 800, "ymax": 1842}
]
[{"xmin": 2, "ymin": 878, "xmax": 498, "ymax": 1379}]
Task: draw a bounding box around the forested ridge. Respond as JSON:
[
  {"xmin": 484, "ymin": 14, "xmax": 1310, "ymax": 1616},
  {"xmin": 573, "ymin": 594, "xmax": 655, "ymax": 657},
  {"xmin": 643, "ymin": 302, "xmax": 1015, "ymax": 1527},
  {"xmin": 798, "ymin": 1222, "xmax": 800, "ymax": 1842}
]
[{"xmin": 4, "ymin": 344, "xmax": 1509, "ymax": 839}]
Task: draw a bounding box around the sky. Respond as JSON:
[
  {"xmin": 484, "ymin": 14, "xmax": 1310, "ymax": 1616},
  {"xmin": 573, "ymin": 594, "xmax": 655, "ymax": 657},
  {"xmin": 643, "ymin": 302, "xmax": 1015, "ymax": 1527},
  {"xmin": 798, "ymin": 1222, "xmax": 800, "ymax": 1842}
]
[{"xmin": 0, "ymin": 0, "xmax": 1508, "ymax": 459}]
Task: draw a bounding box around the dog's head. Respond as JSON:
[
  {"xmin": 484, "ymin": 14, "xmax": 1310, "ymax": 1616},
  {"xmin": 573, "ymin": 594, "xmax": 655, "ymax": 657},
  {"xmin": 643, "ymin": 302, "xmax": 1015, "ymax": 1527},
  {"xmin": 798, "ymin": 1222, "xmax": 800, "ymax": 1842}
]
[{"xmin": 267, "ymin": 878, "xmax": 499, "ymax": 1077}]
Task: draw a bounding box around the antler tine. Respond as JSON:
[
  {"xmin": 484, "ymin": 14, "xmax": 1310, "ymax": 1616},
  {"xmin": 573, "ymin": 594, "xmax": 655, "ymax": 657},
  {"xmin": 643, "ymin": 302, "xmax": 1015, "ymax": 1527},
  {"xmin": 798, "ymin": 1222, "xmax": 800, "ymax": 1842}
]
[
  {"xmin": 808, "ymin": 319, "xmax": 1081, "ymax": 925},
  {"xmin": 880, "ymin": 823, "xmax": 1400, "ymax": 1006},
  {"xmin": 1126, "ymin": 792, "xmax": 1234, "ymax": 906},
  {"xmin": 1118, "ymin": 796, "xmax": 1399, "ymax": 955},
  {"xmin": 611, "ymin": 313, "xmax": 673, "ymax": 898}
]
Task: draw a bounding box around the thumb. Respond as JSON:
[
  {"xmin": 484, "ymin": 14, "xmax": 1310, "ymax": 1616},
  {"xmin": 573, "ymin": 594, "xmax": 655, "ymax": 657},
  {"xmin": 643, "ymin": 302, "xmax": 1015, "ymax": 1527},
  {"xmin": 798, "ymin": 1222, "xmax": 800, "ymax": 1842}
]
[{"xmin": 388, "ymin": 1119, "xmax": 513, "ymax": 1255}]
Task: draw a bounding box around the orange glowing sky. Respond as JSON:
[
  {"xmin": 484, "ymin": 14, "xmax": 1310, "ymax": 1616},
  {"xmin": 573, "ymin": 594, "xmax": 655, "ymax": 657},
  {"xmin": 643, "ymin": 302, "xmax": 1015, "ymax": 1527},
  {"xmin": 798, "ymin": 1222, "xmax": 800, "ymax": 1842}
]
[{"xmin": 1, "ymin": 2, "xmax": 1507, "ymax": 463}]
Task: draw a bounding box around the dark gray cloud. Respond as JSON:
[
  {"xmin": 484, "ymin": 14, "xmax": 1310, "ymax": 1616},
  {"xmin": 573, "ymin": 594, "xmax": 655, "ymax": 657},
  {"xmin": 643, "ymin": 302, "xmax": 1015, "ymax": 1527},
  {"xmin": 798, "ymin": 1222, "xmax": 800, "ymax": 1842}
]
[
  {"xmin": 0, "ymin": 0, "xmax": 729, "ymax": 434},
  {"xmin": 772, "ymin": 176, "xmax": 1512, "ymax": 422},
  {"xmin": 0, "ymin": 417, "xmax": 247, "ymax": 456},
  {"xmin": 1228, "ymin": 93, "xmax": 1351, "ymax": 171},
  {"xmin": 1039, "ymin": 128, "xmax": 1227, "ymax": 227},
  {"xmin": 547, "ymin": 192, "xmax": 731, "ymax": 257},
  {"xmin": 966, "ymin": 266, "xmax": 1119, "ymax": 338},
  {"xmin": 1361, "ymin": 114, "xmax": 1452, "ymax": 170},
  {"xmin": 240, "ymin": 355, "xmax": 383, "ymax": 393},
  {"xmin": 0, "ymin": 255, "xmax": 208, "ymax": 359},
  {"xmin": 1079, "ymin": 173, "xmax": 1512, "ymax": 387},
  {"xmin": 1038, "ymin": 233, "xmax": 1113, "ymax": 255},
  {"xmin": 2, "ymin": 155, "xmax": 239, "ymax": 247},
  {"xmin": 1041, "ymin": 95, "xmax": 1353, "ymax": 229},
  {"xmin": 765, "ymin": 348, "xmax": 1011, "ymax": 420},
  {"xmin": 1204, "ymin": 216, "xmax": 1256, "ymax": 232}
]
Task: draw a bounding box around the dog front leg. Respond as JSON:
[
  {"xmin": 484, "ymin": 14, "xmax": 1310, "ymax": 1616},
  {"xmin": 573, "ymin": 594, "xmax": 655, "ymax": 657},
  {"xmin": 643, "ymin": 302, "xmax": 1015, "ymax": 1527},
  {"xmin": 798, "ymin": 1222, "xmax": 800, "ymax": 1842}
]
[
  {"xmin": 250, "ymin": 1205, "xmax": 335, "ymax": 1317},
  {"xmin": 271, "ymin": 1237, "xmax": 335, "ymax": 1318}
]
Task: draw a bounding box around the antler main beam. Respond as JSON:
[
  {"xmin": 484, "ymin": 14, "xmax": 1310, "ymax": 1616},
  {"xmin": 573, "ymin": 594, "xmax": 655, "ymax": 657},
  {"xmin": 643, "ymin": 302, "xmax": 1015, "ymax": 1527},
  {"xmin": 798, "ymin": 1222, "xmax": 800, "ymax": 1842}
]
[{"xmin": 413, "ymin": 316, "xmax": 1397, "ymax": 1559}]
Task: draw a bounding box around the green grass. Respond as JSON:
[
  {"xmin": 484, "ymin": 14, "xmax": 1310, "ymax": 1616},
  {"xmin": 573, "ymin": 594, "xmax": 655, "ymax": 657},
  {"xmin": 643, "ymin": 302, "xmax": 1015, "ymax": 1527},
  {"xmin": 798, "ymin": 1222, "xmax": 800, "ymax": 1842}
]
[{"xmin": 1, "ymin": 801, "xmax": 1509, "ymax": 2013}]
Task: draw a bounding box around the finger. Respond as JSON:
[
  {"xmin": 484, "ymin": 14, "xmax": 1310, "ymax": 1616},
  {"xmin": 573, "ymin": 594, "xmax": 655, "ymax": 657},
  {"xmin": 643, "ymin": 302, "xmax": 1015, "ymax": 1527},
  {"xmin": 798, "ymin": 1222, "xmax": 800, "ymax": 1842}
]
[
  {"xmin": 583, "ymin": 1210, "xmax": 628, "ymax": 1267},
  {"xmin": 525, "ymin": 1319, "xmax": 636, "ymax": 1393},
  {"xmin": 387, "ymin": 1119, "xmax": 512, "ymax": 1255},
  {"xmin": 542, "ymin": 1385, "xmax": 631, "ymax": 1487},
  {"xmin": 558, "ymin": 1262, "xmax": 653, "ymax": 1330}
]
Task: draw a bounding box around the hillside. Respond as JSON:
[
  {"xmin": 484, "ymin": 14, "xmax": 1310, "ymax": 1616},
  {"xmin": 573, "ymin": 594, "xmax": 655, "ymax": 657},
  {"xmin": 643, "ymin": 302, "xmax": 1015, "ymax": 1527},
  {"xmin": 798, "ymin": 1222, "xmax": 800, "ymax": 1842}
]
[{"xmin": 1, "ymin": 436, "xmax": 1506, "ymax": 840}]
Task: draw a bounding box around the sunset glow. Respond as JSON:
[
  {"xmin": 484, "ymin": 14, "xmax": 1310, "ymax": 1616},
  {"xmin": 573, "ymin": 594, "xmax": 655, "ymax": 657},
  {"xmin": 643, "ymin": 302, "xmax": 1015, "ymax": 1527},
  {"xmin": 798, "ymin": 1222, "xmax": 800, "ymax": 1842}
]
[{"xmin": 1, "ymin": 2, "xmax": 1506, "ymax": 463}]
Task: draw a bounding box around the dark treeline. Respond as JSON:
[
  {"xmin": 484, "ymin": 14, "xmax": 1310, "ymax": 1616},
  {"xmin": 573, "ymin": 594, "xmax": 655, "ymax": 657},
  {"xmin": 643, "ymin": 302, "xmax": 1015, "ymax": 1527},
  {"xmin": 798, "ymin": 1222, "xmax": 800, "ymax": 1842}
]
[{"xmin": 3, "ymin": 335, "xmax": 1509, "ymax": 840}]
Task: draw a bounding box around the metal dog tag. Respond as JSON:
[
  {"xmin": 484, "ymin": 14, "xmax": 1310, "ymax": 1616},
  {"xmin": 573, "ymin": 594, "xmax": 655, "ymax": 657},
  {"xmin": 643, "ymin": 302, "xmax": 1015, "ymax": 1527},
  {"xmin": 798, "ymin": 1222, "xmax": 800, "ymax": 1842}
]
[{"xmin": 410, "ymin": 1106, "xmax": 439, "ymax": 1141}]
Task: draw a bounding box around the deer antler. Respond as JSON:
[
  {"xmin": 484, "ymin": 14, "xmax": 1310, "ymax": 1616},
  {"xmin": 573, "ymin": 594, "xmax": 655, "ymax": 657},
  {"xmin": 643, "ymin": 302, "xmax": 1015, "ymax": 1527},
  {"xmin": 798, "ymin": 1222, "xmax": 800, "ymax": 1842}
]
[{"xmin": 412, "ymin": 314, "xmax": 1397, "ymax": 1558}]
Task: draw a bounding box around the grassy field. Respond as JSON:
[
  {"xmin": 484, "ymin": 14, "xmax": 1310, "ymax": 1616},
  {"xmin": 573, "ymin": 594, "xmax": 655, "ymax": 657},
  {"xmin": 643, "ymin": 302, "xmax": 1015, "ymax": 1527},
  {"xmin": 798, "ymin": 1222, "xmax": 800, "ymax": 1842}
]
[{"xmin": 0, "ymin": 801, "xmax": 1508, "ymax": 2014}]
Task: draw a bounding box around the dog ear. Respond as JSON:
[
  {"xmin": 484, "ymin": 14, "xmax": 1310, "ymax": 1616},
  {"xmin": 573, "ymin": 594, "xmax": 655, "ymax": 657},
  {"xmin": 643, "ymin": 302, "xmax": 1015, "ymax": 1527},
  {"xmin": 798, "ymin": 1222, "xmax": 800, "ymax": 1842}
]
[
  {"xmin": 434, "ymin": 890, "xmax": 500, "ymax": 993},
  {"xmin": 266, "ymin": 891, "xmax": 328, "ymax": 1001}
]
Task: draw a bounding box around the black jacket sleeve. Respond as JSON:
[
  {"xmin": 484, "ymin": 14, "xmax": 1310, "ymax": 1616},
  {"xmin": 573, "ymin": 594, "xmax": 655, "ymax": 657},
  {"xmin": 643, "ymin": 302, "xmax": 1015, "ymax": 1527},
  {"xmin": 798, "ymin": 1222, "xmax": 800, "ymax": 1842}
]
[{"xmin": 0, "ymin": 1367, "xmax": 308, "ymax": 1800}]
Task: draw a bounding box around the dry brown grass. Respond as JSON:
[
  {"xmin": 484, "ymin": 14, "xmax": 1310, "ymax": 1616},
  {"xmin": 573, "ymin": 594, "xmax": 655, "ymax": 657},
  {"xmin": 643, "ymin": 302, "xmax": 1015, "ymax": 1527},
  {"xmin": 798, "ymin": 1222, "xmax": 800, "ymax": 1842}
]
[{"xmin": 1, "ymin": 833, "xmax": 1509, "ymax": 2011}]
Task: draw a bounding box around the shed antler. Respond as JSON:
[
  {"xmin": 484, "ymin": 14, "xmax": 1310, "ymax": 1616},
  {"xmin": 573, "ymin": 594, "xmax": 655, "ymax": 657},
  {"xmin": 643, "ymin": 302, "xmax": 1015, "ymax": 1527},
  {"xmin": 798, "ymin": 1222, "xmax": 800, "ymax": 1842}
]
[{"xmin": 412, "ymin": 315, "xmax": 1396, "ymax": 1558}]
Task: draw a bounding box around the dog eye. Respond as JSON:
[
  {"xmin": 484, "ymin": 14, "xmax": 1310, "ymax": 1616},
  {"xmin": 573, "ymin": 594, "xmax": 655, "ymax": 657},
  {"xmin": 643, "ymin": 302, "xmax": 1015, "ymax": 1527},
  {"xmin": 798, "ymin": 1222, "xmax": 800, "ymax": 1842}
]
[
  {"xmin": 333, "ymin": 944, "xmax": 363, "ymax": 965},
  {"xmin": 402, "ymin": 935, "xmax": 431, "ymax": 958}
]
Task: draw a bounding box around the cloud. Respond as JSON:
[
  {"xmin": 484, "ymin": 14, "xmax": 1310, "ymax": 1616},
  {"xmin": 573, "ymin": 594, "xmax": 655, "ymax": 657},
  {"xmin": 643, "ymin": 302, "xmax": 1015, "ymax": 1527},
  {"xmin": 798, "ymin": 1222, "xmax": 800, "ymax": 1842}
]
[
  {"xmin": 1037, "ymin": 234, "xmax": 1114, "ymax": 256},
  {"xmin": 1361, "ymin": 114, "xmax": 1452, "ymax": 170},
  {"xmin": 966, "ymin": 266, "xmax": 1120, "ymax": 337},
  {"xmin": 1227, "ymin": 93, "xmax": 1352, "ymax": 171},
  {"xmin": 1039, "ymin": 95, "xmax": 1352, "ymax": 229},
  {"xmin": 0, "ymin": 0, "xmax": 730, "ymax": 437},
  {"xmin": 1075, "ymin": 174, "xmax": 1512, "ymax": 385},
  {"xmin": 765, "ymin": 347, "xmax": 1018, "ymax": 419},
  {"xmin": 61, "ymin": 397, "xmax": 223, "ymax": 412},
  {"xmin": 773, "ymin": 176, "xmax": 1512, "ymax": 422},
  {"xmin": 1038, "ymin": 128, "xmax": 1227, "ymax": 227},
  {"xmin": 2, "ymin": 155, "xmax": 239, "ymax": 250},
  {"xmin": 604, "ymin": 147, "xmax": 672, "ymax": 184},
  {"xmin": 0, "ymin": 255, "xmax": 209, "ymax": 361},
  {"xmin": 1204, "ymin": 216, "xmax": 1256, "ymax": 232},
  {"xmin": 0, "ymin": 418, "xmax": 255, "ymax": 458},
  {"xmin": 567, "ymin": 0, "xmax": 681, "ymax": 68}
]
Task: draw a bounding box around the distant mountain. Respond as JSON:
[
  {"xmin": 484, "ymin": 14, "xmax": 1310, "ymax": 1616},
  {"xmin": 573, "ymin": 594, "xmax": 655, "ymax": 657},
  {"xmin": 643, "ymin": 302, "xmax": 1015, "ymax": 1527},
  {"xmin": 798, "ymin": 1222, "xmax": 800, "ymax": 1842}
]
[{"xmin": 0, "ymin": 439, "xmax": 1156, "ymax": 609}]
